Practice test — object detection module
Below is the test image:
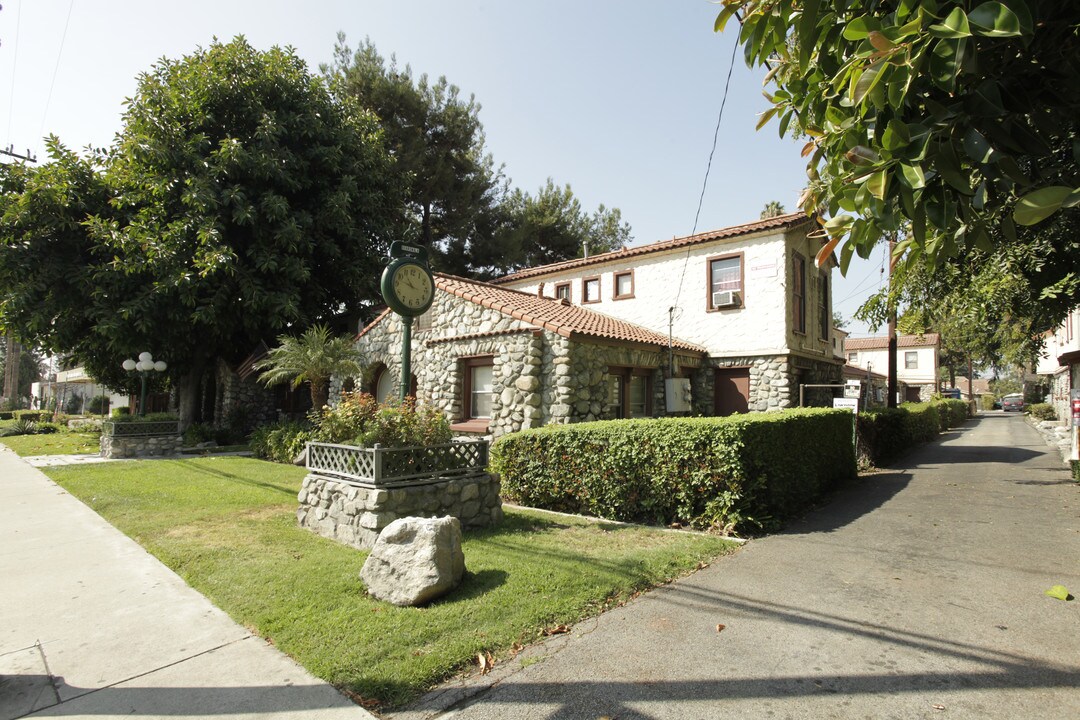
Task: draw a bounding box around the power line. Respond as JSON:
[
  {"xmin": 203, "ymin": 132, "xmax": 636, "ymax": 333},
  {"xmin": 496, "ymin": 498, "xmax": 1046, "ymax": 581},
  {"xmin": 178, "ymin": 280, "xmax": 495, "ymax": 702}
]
[
  {"xmin": 5, "ymin": 0, "xmax": 22, "ymax": 141},
  {"xmin": 39, "ymin": 0, "xmax": 76, "ymax": 144},
  {"xmin": 671, "ymin": 29, "xmax": 739, "ymax": 314}
]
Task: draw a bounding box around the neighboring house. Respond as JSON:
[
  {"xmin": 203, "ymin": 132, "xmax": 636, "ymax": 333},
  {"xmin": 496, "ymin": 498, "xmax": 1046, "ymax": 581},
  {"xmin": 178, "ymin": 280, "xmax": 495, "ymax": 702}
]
[
  {"xmin": 841, "ymin": 363, "xmax": 892, "ymax": 408},
  {"xmin": 946, "ymin": 375, "xmax": 991, "ymax": 403},
  {"xmin": 352, "ymin": 213, "xmax": 843, "ymax": 438},
  {"xmin": 33, "ymin": 365, "xmax": 129, "ymax": 414},
  {"xmin": 843, "ymin": 333, "xmax": 941, "ymax": 402},
  {"xmin": 1036, "ymin": 307, "xmax": 1080, "ymax": 423}
]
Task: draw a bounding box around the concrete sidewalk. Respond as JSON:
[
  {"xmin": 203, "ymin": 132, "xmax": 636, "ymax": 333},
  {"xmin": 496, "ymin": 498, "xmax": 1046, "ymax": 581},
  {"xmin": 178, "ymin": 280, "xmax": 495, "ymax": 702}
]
[
  {"xmin": 397, "ymin": 413, "xmax": 1080, "ymax": 719},
  {"xmin": 0, "ymin": 446, "xmax": 375, "ymax": 720}
]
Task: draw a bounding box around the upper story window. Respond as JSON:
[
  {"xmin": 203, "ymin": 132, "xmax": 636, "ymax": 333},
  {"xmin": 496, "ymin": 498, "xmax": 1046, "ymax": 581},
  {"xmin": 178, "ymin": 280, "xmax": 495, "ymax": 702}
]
[
  {"xmin": 582, "ymin": 276, "xmax": 601, "ymax": 304},
  {"xmin": 707, "ymin": 253, "xmax": 743, "ymax": 310},
  {"xmin": 905, "ymin": 351, "xmax": 918, "ymax": 370},
  {"xmin": 613, "ymin": 271, "xmax": 634, "ymax": 300},
  {"xmin": 555, "ymin": 282, "xmax": 571, "ymax": 301},
  {"xmin": 817, "ymin": 274, "xmax": 829, "ymax": 339},
  {"xmin": 848, "ymin": 352, "xmax": 857, "ymax": 364},
  {"xmin": 792, "ymin": 253, "xmax": 807, "ymax": 334}
]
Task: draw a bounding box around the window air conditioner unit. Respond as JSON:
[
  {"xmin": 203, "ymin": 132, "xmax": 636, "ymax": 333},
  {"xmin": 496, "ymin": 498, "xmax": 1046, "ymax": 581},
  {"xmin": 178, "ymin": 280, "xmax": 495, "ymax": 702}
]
[{"xmin": 712, "ymin": 290, "xmax": 739, "ymax": 308}]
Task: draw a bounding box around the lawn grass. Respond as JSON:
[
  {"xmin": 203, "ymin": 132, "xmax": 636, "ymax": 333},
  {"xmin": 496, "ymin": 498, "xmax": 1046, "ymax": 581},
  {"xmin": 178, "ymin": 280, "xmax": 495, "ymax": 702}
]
[
  {"xmin": 0, "ymin": 431, "xmax": 101, "ymax": 456},
  {"xmin": 44, "ymin": 456, "xmax": 735, "ymax": 708}
]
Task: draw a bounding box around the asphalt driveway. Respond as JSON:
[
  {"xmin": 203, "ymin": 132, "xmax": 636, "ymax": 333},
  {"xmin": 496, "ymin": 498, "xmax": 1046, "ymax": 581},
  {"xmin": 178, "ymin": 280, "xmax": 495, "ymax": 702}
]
[{"xmin": 397, "ymin": 413, "xmax": 1080, "ymax": 719}]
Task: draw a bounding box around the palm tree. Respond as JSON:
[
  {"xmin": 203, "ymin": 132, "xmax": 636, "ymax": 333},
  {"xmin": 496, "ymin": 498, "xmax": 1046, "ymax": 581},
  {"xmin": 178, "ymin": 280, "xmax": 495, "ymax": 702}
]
[
  {"xmin": 254, "ymin": 325, "xmax": 364, "ymax": 412},
  {"xmin": 760, "ymin": 200, "xmax": 786, "ymax": 219}
]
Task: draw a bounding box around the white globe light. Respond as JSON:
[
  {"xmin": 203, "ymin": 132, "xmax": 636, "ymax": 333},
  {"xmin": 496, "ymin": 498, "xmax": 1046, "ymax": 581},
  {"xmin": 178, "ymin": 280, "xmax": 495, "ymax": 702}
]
[
  {"xmin": 136, "ymin": 360, "xmax": 149, "ymax": 372},
  {"xmin": 138, "ymin": 352, "xmax": 153, "ymax": 363},
  {"xmin": 122, "ymin": 359, "xmax": 137, "ymax": 371},
  {"xmin": 153, "ymin": 360, "xmax": 167, "ymax": 372}
]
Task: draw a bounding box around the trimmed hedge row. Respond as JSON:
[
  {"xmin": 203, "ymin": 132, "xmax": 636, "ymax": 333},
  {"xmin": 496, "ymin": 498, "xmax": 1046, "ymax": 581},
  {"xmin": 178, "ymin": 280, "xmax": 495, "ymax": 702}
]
[
  {"xmin": 490, "ymin": 408, "xmax": 856, "ymax": 534},
  {"xmin": 856, "ymin": 399, "xmax": 971, "ymax": 467}
]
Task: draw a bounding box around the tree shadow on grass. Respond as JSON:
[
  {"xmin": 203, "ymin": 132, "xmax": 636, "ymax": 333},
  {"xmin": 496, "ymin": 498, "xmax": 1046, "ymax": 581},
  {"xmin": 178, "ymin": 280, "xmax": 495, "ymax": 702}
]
[{"xmin": 166, "ymin": 458, "xmax": 297, "ymax": 498}]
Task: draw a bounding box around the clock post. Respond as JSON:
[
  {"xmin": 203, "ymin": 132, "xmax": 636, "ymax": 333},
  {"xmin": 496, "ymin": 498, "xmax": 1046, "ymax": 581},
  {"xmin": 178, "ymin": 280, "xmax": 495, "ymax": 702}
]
[{"xmin": 379, "ymin": 242, "xmax": 435, "ymax": 405}]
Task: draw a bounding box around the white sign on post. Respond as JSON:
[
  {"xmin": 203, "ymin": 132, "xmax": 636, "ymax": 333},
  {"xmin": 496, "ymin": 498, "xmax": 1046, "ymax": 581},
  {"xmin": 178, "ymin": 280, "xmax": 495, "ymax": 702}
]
[{"xmin": 833, "ymin": 397, "xmax": 859, "ymax": 413}]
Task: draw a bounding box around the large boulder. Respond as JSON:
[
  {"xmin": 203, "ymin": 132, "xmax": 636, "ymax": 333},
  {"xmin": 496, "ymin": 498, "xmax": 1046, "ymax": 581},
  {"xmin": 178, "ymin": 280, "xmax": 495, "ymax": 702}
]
[{"xmin": 360, "ymin": 516, "xmax": 465, "ymax": 606}]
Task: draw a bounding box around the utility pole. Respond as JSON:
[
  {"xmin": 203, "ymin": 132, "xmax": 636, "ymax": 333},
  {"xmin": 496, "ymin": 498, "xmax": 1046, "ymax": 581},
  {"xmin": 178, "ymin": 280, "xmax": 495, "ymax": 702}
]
[
  {"xmin": 3, "ymin": 333, "xmax": 22, "ymax": 408},
  {"xmin": 0, "ymin": 145, "xmax": 37, "ymax": 163},
  {"xmin": 887, "ymin": 234, "xmax": 898, "ymax": 408}
]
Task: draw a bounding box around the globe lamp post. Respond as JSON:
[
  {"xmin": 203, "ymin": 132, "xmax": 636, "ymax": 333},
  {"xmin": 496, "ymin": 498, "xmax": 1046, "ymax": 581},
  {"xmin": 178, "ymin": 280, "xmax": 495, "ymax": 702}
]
[{"xmin": 122, "ymin": 352, "xmax": 167, "ymax": 417}]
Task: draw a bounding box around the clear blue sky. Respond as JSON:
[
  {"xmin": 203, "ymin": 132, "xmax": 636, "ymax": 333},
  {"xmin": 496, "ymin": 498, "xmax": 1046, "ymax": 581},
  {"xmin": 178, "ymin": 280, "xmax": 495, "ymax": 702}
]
[{"xmin": 0, "ymin": 0, "xmax": 887, "ymax": 334}]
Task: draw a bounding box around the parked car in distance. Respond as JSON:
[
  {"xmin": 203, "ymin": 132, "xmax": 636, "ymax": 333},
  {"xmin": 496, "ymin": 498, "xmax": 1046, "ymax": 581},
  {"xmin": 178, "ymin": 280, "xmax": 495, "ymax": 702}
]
[{"xmin": 1001, "ymin": 394, "xmax": 1025, "ymax": 412}]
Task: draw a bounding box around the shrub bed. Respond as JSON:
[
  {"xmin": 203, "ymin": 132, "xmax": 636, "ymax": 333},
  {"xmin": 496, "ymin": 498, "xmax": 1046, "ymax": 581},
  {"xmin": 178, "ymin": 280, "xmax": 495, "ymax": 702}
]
[
  {"xmin": 490, "ymin": 408, "xmax": 856, "ymax": 534},
  {"xmin": 1027, "ymin": 403, "xmax": 1056, "ymax": 421}
]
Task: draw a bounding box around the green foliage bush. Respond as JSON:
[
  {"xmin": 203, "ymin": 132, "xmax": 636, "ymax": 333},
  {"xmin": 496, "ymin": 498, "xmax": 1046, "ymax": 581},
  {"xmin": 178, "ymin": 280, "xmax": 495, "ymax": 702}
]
[
  {"xmin": 86, "ymin": 395, "xmax": 110, "ymax": 415},
  {"xmin": 490, "ymin": 409, "xmax": 856, "ymax": 535},
  {"xmin": 35, "ymin": 422, "xmax": 61, "ymax": 434},
  {"xmin": 980, "ymin": 394, "xmax": 997, "ymax": 411},
  {"xmin": 932, "ymin": 399, "xmax": 969, "ymax": 429},
  {"xmin": 111, "ymin": 407, "xmax": 131, "ymax": 418},
  {"xmin": 0, "ymin": 419, "xmax": 39, "ymax": 437},
  {"xmin": 1027, "ymin": 403, "xmax": 1057, "ymax": 421},
  {"xmin": 249, "ymin": 420, "xmax": 315, "ymax": 464},
  {"xmin": 856, "ymin": 400, "xmax": 969, "ymax": 467},
  {"xmin": 315, "ymin": 393, "xmax": 451, "ymax": 448},
  {"xmin": 183, "ymin": 422, "xmax": 216, "ymax": 447}
]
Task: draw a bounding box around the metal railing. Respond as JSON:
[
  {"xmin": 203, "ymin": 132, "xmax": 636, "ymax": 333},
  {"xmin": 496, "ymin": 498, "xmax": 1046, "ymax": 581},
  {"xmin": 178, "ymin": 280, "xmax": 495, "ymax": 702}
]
[
  {"xmin": 102, "ymin": 420, "xmax": 181, "ymax": 437},
  {"xmin": 306, "ymin": 440, "xmax": 489, "ymax": 487}
]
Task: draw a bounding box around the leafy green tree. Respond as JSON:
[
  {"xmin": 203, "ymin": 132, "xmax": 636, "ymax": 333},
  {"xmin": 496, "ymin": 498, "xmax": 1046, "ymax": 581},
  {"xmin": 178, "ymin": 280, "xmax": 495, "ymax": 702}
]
[
  {"xmin": 0, "ymin": 38, "xmax": 397, "ymax": 428},
  {"xmin": 719, "ymin": 1, "xmax": 1079, "ymax": 321},
  {"xmin": 254, "ymin": 324, "xmax": 365, "ymax": 411},
  {"xmin": 327, "ymin": 35, "xmax": 505, "ymax": 277},
  {"xmin": 497, "ymin": 179, "xmax": 632, "ymax": 272}
]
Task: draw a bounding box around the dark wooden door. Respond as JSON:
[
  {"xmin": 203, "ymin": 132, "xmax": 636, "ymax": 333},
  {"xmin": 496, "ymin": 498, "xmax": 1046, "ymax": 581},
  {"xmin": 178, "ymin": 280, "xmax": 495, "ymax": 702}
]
[{"xmin": 714, "ymin": 368, "xmax": 750, "ymax": 416}]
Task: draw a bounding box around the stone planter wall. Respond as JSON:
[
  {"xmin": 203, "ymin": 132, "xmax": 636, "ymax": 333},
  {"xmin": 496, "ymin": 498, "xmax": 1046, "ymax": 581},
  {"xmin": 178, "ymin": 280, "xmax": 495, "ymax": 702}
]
[
  {"xmin": 296, "ymin": 471, "xmax": 503, "ymax": 550},
  {"xmin": 100, "ymin": 433, "xmax": 182, "ymax": 459}
]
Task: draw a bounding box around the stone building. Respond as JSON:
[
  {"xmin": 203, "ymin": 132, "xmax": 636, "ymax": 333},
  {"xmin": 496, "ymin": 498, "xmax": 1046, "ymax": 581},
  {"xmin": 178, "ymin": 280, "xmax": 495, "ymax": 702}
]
[{"xmin": 351, "ymin": 213, "xmax": 843, "ymax": 438}]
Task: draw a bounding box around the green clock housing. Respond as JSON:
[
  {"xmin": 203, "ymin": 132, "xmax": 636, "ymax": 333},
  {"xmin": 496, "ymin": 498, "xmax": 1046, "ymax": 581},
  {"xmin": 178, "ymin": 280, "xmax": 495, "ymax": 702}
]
[{"xmin": 381, "ymin": 257, "xmax": 435, "ymax": 317}]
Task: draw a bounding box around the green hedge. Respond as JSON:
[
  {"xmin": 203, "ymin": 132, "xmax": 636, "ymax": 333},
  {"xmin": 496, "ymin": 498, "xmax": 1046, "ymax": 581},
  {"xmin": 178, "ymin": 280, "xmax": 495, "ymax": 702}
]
[
  {"xmin": 856, "ymin": 400, "xmax": 970, "ymax": 467},
  {"xmin": 490, "ymin": 408, "xmax": 856, "ymax": 534}
]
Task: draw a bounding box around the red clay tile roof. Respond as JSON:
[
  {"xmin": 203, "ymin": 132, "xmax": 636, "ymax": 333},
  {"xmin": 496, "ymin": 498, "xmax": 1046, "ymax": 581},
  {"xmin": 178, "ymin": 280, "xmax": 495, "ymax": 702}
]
[
  {"xmin": 842, "ymin": 363, "xmax": 887, "ymax": 381},
  {"xmin": 436, "ymin": 274, "xmax": 705, "ymax": 352},
  {"xmin": 494, "ymin": 212, "xmax": 814, "ymax": 284},
  {"xmin": 844, "ymin": 333, "xmax": 941, "ymax": 350},
  {"xmin": 358, "ymin": 273, "xmax": 705, "ymax": 353},
  {"xmin": 355, "ymin": 308, "xmax": 391, "ymax": 340}
]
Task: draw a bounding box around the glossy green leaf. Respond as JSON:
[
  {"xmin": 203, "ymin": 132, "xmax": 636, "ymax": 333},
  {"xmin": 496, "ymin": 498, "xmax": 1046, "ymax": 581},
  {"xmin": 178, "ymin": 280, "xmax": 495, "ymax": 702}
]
[
  {"xmin": 843, "ymin": 16, "xmax": 880, "ymax": 40},
  {"xmin": 882, "ymin": 120, "xmax": 911, "ymax": 151},
  {"xmin": 899, "ymin": 163, "xmax": 926, "ymax": 190},
  {"xmin": 714, "ymin": 5, "xmax": 739, "ymax": 33},
  {"xmin": 929, "ymin": 7, "xmax": 972, "ymax": 38},
  {"xmin": 839, "ymin": 237, "xmax": 856, "ymax": 273},
  {"xmin": 853, "ymin": 60, "xmax": 886, "ymax": 105},
  {"xmin": 798, "ymin": 0, "xmax": 822, "ymax": 68},
  {"xmin": 929, "ymin": 38, "xmax": 966, "ymax": 90},
  {"xmin": 969, "ymin": 2, "xmax": 1022, "ymax": 37},
  {"xmin": 1014, "ymin": 186, "xmax": 1072, "ymax": 226},
  {"xmin": 867, "ymin": 170, "xmax": 888, "ymax": 200},
  {"xmin": 962, "ymin": 129, "xmax": 994, "ymax": 164}
]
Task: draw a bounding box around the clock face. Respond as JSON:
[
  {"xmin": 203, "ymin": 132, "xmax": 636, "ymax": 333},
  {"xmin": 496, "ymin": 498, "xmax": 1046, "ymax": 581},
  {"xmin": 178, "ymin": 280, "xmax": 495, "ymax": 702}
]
[{"xmin": 391, "ymin": 262, "xmax": 434, "ymax": 311}]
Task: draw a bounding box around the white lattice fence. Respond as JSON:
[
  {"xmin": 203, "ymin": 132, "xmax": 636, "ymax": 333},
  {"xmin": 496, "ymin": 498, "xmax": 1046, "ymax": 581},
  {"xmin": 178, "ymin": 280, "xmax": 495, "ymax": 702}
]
[{"xmin": 306, "ymin": 440, "xmax": 488, "ymax": 486}]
